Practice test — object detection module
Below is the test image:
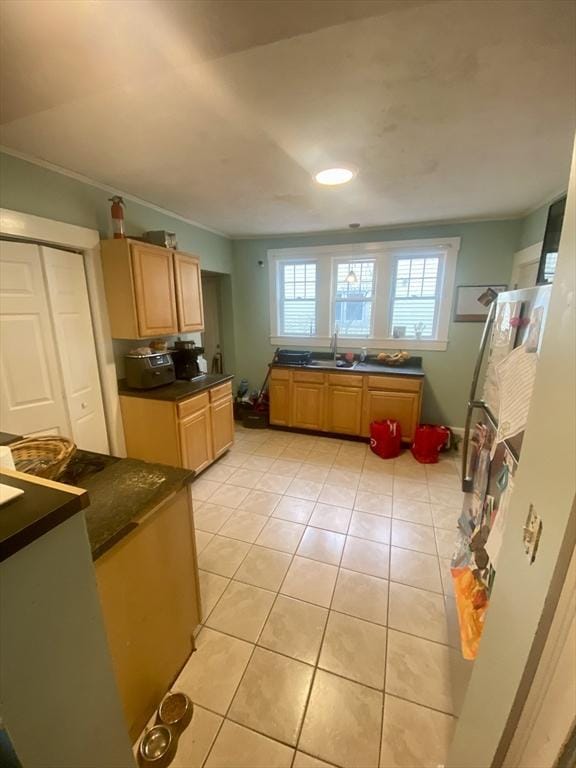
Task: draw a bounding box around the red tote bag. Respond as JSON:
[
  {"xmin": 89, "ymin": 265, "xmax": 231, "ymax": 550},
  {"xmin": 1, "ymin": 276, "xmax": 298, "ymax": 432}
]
[
  {"xmin": 370, "ymin": 419, "xmax": 402, "ymax": 459},
  {"xmin": 412, "ymin": 424, "xmax": 451, "ymax": 463}
]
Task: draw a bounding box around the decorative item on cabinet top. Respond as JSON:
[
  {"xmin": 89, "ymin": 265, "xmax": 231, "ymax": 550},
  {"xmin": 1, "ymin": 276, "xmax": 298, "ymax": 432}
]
[{"xmin": 100, "ymin": 238, "xmax": 204, "ymax": 339}]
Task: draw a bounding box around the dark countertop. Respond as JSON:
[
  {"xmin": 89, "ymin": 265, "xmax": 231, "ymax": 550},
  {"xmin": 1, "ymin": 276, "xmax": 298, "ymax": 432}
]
[
  {"xmin": 271, "ymin": 357, "xmax": 424, "ymax": 378},
  {"xmin": 0, "ymin": 434, "xmax": 194, "ymax": 561},
  {"xmin": 118, "ymin": 373, "xmax": 234, "ymax": 401},
  {"xmin": 80, "ymin": 457, "xmax": 194, "ymax": 560},
  {"xmin": 0, "ymin": 471, "xmax": 89, "ymax": 562}
]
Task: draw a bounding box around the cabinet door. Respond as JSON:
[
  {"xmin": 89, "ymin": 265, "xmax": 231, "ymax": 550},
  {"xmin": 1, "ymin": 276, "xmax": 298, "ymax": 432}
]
[
  {"xmin": 363, "ymin": 389, "xmax": 420, "ymax": 442},
  {"xmin": 131, "ymin": 243, "xmax": 178, "ymax": 336},
  {"xmin": 179, "ymin": 407, "xmax": 213, "ymax": 473},
  {"xmin": 269, "ymin": 376, "xmax": 291, "ymax": 426},
  {"xmin": 174, "ymin": 252, "xmax": 204, "ymax": 332},
  {"xmin": 326, "ymin": 386, "xmax": 362, "ymax": 435},
  {"xmin": 211, "ymin": 395, "xmax": 234, "ymax": 459},
  {"xmin": 292, "ymin": 383, "xmax": 325, "ymax": 430}
]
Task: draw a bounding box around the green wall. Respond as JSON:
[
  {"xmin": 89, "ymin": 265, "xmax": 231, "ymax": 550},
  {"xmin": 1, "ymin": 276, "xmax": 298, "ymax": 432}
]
[
  {"xmin": 0, "ymin": 152, "xmax": 233, "ymax": 274},
  {"xmin": 232, "ymin": 219, "xmax": 521, "ymax": 427},
  {"xmin": 517, "ymin": 194, "xmax": 565, "ymax": 250},
  {"xmin": 0, "ymin": 150, "xmax": 541, "ymax": 427}
]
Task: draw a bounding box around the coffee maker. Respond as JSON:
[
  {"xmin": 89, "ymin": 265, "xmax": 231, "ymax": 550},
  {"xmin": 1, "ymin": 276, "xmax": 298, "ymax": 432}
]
[{"xmin": 169, "ymin": 339, "xmax": 204, "ymax": 380}]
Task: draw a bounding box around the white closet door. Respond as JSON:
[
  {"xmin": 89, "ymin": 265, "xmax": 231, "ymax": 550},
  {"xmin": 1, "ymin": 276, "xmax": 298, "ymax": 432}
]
[
  {"xmin": 0, "ymin": 241, "xmax": 71, "ymax": 438},
  {"xmin": 42, "ymin": 246, "xmax": 109, "ymax": 453}
]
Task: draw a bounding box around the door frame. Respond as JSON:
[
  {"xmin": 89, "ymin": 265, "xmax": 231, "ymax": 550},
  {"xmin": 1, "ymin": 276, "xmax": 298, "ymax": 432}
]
[
  {"xmin": 0, "ymin": 208, "xmax": 125, "ymax": 455},
  {"xmin": 503, "ymin": 541, "xmax": 576, "ymax": 766},
  {"xmin": 510, "ymin": 241, "xmax": 543, "ymax": 289}
]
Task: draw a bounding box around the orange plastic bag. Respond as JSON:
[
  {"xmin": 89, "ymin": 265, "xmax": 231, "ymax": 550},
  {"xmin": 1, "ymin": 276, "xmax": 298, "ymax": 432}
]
[{"xmin": 451, "ymin": 567, "xmax": 489, "ymax": 660}]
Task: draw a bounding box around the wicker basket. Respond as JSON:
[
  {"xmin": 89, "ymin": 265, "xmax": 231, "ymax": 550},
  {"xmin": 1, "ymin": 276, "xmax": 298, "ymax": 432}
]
[{"xmin": 10, "ymin": 436, "xmax": 76, "ymax": 480}]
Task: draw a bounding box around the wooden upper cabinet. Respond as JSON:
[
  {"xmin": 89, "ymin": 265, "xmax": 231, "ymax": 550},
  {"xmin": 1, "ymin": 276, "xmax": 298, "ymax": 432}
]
[
  {"xmin": 131, "ymin": 243, "xmax": 178, "ymax": 336},
  {"xmin": 174, "ymin": 252, "xmax": 204, "ymax": 333},
  {"xmin": 100, "ymin": 240, "xmax": 204, "ymax": 338}
]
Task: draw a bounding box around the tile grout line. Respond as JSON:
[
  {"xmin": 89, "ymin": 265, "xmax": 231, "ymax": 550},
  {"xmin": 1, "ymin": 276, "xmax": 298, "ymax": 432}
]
[
  {"xmin": 193, "ymin": 432, "xmax": 461, "ymax": 766},
  {"xmin": 289, "ymin": 480, "xmax": 354, "ymax": 768}
]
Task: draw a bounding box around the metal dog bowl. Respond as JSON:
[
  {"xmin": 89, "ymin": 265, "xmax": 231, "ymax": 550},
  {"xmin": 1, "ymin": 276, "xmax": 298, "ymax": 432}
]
[
  {"xmin": 158, "ymin": 691, "xmax": 193, "ymax": 732},
  {"xmin": 138, "ymin": 725, "xmax": 176, "ymax": 767}
]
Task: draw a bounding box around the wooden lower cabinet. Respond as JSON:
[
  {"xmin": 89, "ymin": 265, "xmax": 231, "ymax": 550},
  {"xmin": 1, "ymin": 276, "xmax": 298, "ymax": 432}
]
[
  {"xmin": 362, "ymin": 389, "xmax": 421, "ymax": 442},
  {"xmin": 292, "ymin": 382, "xmax": 325, "ymax": 430},
  {"xmin": 326, "ymin": 386, "xmax": 363, "ymax": 434},
  {"xmin": 269, "ymin": 367, "xmax": 423, "ymax": 442},
  {"xmin": 95, "ymin": 487, "xmax": 201, "ymax": 741},
  {"xmin": 211, "ymin": 394, "xmax": 234, "ymax": 458},
  {"xmin": 119, "ymin": 380, "xmax": 234, "ymax": 473},
  {"xmin": 269, "ymin": 375, "xmax": 291, "ymax": 426},
  {"xmin": 179, "ymin": 407, "xmax": 213, "ymax": 473}
]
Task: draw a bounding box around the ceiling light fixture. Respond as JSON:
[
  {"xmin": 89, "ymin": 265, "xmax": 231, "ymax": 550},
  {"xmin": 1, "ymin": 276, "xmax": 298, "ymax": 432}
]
[
  {"xmin": 345, "ymin": 270, "xmax": 358, "ymax": 284},
  {"xmin": 314, "ymin": 167, "xmax": 356, "ymax": 186}
]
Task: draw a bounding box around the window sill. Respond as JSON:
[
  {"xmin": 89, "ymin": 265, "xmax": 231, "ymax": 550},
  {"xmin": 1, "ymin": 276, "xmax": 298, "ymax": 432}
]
[{"xmin": 270, "ymin": 336, "xmax": 448, "ymax": 351}]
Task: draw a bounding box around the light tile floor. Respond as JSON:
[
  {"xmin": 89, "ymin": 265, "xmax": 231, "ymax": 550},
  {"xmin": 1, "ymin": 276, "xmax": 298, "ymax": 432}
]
[{"xmin": 171, "ymin": 427, "xmax": 466, "ymax": 768}]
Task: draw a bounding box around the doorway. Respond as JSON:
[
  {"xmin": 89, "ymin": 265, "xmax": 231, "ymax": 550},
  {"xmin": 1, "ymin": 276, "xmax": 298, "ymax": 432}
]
[
  {"xmin": 201, "ymin": 272, "xmax": 224, "ymax": 373},
  {"xmin": 0, "ymin": 239, "xmax": 109, "ymax": 452}
]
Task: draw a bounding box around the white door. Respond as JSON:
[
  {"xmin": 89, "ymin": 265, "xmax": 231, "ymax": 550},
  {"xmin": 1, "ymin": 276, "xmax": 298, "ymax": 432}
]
[
  {"xmin": 42, "ymin": 246, "xmax": 109, "ymax": 453},
  {"xmin": 0, "ymin": 241, "xmax": 71, "ymax": 438}
]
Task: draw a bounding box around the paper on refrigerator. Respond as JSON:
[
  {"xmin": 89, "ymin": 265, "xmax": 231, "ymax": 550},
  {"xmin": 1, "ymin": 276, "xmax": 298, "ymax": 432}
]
[
  {"xmin": 485, "ymin": 475, "xmax": 514, "ymax": 570},
  {"xmin": 494, "ymin": 345, "xmax": 537, "ymax": 444}
]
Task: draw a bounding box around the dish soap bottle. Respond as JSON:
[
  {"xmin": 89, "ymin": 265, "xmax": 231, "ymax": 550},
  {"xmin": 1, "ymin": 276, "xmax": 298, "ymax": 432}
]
[{"xmin": 360, "ymin": 347, "xmax": 368, "ymax": 363}]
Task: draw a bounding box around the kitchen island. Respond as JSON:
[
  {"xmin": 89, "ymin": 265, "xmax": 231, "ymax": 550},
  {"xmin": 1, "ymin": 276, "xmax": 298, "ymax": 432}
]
[
  {"xmin": 78, "ymin": 453, "xmax": 200, "ymax": 742},
  {"xmin": 2, "ymin": 437, "xmax": 202, "ymax": 744}
]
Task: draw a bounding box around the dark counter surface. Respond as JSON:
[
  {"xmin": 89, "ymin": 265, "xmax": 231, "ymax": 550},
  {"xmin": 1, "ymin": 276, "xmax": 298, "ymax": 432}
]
[
  {"xmin": 0, "ymin": 435, "xmax": 194, "ymax": 561},
  {"xmin": 80, "ymin": 457, "xmax": 194, "ymax": 560},
  {"xmin": 271, "ymin": 356, "xmax": 424, "ymax": 378},
  {"xmin": 118, "ymin": 374, "xmax": 234, "ymax": 402},
  {"xmin": 0, "ymin": 471, "xmax": 89, "ymax": 562}
]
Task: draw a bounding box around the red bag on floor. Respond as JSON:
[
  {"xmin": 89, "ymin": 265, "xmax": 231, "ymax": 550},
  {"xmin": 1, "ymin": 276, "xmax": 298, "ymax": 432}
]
[
  {"xmin": 412, "ymin": 424, "xmax": 451, "ymax": 464},
  {"xmin": 370, "ymin": 420, "xmax": 402, "ymax": 459}
]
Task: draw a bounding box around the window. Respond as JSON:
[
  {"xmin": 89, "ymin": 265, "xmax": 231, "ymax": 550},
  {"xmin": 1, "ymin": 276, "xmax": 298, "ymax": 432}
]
[
  {"xmin": 390, "ymin": 256, "xmax": 440, "ymax": 339},
  {"xmin": 334, "ymin": 260, "xmax": 375, "ymax": 336},
  {"xmin": 268, "ymin": 238, "xmax": 459, "ymax": 350},
  {"xmin": 279, "ymin": 261, "xmax": 317, "ymax": 336}
]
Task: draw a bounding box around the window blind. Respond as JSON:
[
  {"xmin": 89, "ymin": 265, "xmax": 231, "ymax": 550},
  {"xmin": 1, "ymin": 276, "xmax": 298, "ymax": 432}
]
[
  {"xmin": 391, "ymin": 256, "xmax": 440, "ymax": 338},
  {"xmin": 280, "ymin": 262, "xmax": 317, "ymax": 335}
]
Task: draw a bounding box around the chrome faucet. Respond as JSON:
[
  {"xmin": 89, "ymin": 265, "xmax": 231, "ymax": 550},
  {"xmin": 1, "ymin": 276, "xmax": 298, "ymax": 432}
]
[{"xmin": 330, "ymin": 325, "xmax": 339, "ymax": 360}]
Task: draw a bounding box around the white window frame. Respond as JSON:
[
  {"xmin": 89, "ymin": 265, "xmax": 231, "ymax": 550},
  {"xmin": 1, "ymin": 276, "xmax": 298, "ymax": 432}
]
[
  {"xmin": 388, "ymin": 251, "xmax": 444, "ymax": 341},
  {"xmin": 331, "ymin": 257, "xmax": 377, "ymax": 339},
  {"xmin": 276, "ymin": 258, "xmax": 318, "ymax": 337},
  {"xmin": 268, "ymin": 237, "xmax": 460, "ymax": 351}
]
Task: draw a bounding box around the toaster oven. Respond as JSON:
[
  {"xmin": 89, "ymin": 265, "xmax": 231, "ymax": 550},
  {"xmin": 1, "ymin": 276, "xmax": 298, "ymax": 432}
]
[{"xmin": 125, "ymin": 352, "xmax": 176, "ymax": 389}]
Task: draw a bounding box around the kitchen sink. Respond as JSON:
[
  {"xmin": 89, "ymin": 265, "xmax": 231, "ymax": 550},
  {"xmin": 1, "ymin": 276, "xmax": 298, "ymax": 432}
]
[{"xmin": 308, "ymin": 360, "xmax": 358, "ymax": 370}]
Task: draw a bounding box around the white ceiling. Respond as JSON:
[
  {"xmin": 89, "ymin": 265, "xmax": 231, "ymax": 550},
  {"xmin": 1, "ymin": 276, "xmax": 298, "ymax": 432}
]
[{"xmin": 0, "ymin": 0, "xmax": 575, "ymax": 236}]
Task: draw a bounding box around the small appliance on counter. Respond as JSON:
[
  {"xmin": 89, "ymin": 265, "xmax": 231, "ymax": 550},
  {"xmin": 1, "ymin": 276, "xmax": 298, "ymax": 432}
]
[
  {"xmin": 125, "ymin": 351, "xmax": 175, "ymax": 389},
  {"xmin": 169, "ymin": 339, "xmax": 206, "ymax": 381},
  {"xmin": 275, "ymin": 349, "xmax": 312, "ymax": 366}
]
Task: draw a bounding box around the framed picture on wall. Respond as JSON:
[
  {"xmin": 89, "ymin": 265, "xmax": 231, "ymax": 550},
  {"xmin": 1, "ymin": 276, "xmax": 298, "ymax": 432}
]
[{"xmin": 454, "ymin": 284, "xmax": 508, "ymax": 322}]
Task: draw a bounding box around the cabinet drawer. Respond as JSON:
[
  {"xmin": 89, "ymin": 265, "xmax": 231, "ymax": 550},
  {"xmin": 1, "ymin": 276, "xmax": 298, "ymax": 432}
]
[
  {"xmin": 292, "ymin": 370, "xmax": 326, "ymax": 384},
  {"xmin": 209, "ymin": 382, "xmax": 232, "ymax": 402},
  {"xmin": 270, "ymin": 367, "xmax": 290, "ymax": 381},
  {"xmin": 327, "ymin": 373, "xmax": 362, "ymax": 388},
  {"xmin": 177, "ymin": 392, "xmax": 209, "ymax": 419},
  {"xmin": 366, "ymin": 375, "xmax": 422, "ymax": 393}
]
